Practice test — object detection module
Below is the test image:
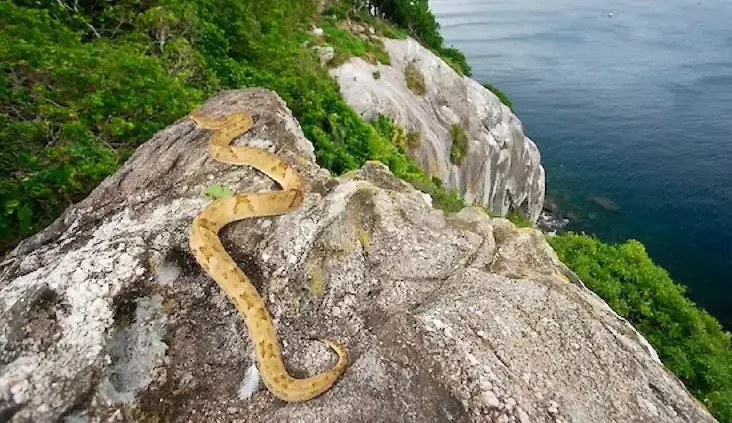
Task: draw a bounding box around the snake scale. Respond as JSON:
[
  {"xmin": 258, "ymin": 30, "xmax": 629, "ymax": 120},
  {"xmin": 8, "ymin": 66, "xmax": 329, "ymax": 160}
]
[{"xmin": 188, "ymin": 110, "xmax": 347, "ymax": 402}]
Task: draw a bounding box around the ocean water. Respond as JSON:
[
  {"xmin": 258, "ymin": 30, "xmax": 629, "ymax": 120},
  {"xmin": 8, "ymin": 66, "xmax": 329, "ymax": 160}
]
[{"xmin": 431, "ymin": 0, "xmax": 732, "ymax": 327}]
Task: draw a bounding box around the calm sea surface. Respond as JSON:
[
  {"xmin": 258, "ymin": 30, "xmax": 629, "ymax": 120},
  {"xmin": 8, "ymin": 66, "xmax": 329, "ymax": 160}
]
[{"xmin": 431, "ymin": 0, "xmax": 732, "ymax": 327}]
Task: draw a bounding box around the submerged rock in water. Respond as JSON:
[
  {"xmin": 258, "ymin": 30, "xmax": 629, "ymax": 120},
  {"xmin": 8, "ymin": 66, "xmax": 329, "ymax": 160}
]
[
  {"xmin": 0, "ymin": 89, "xmax": 714, "ymax": 423},
  {"xmin": 590, "ymin": 196, "xmax": 621, "ymax": 212}
]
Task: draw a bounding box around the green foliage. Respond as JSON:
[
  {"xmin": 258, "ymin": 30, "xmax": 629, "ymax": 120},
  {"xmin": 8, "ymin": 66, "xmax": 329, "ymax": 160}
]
[
  {"xmin": 359, "ymin": 12, "xmax": 408, "ymax": 40},
  {"xmin": 405, "ymin": 130, "xmax": 421, "ymax": 150},
  {"xmin": 0, "ymin": 2, "xmax": 207, "ymax": 250},
  {"xmin": 369, "ymin": 115, "xmax": 464, "ymax": 212},
  {"xmin": 372, "ymin": 70, "xmax": 381, "ymax": 80},
  {"xmin": 507, "ymin": 210, "xmax": 532, "ymax": 227},
  {"xmin": 549, "ymin": 234, "xmax": 732, "ymax": 422},
  {"xmin": 330, "ymin": 0, "xmax": 471, "ymax": 75},
  {"xmin": 320, "ymin": 20, "xmax": 390, "ymax": 66},
  {"xmin": 405, "ymin": 62, "xmax": 427, "ymax": 95},
  {"xmin": 323, "ymin": 4, "xmax": 408, "ymax": 39},
  {"xmin": 438, "ymin": 47, "xmax": 472, "ymax": 76},
  {"xmin": 449, "ymin": 123, "xmax": 469, "ymax": 165},
  {"xmin": 371, "ymin": 115, "xmax": 403, "ymax": 145},
  {"xmin": 203, "ymin": 184, "xmax": 233, "ymax": 199},
  {"xmin": 483, "ymin": 83, "xmax": 513, "ymax": 109},
  {"xmin": 1, "ymin": 0, "xmax": 474, "ymax": 253},
  {"xmin": 370, "ymin": 114, "xmax": 419, "ymax": 151}
]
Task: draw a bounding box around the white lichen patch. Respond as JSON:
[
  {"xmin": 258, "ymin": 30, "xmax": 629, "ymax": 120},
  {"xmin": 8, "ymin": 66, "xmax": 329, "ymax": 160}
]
[
  {"xmin": 0, "ymin": 355, "xmax": 42, "ymax": 404},
  {"xmin": 0, "ymin": 197, "xmax": 201, "ymax": 418},
  {"xmin": 156, "ymin": 260, "xmax": 182, "ymax": 286},
  {"xmin": 238, "ymin": 363, "xmax": 261, "ymax": 400},
  {"xmin": 101, "ymin": 294, "xmax": 169, "ymax": 405}
]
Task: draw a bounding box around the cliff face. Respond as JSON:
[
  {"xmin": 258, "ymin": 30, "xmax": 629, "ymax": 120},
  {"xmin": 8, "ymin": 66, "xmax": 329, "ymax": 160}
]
[
  {"xmin": 0, "ymin": 90, "xmax": 714, "ymax": 423},
  {"xmin": 331, "ymin": 37, "xmax": 545, "ymax": 222}
]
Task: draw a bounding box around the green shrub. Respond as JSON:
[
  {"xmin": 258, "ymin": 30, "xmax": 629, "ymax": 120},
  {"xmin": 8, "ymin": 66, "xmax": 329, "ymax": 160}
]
[
  {"xmin": 449, "ymin": 123, "xmax": 468, "ymax": 165},
  {"xmin": 406, "ymin": 130, "xmax": 421, "ymax": 150},
  {"xmin": 550, "ymin": 234, "xmax": 732, "ymax": 422},
  {"xmin": 370, "ymin": 115, "xmax": 420, "ymax": 151},
  {"xmin": 372, "ymin": 70, "xmax": 381, "ymax": 79},
  {"xmin": 405, "ymin": 62, "xmax": 426, "ymax": 95},
  {"xmin": 506, "ymin": 210, "xmax": 532, "ymax": 228},
  {"xmin": 482, "ymin": 83, "xmax": 513, "ymax": 109},
  {"xmin": 365, "ymin": 15, "xmax": 408, "ymax": 39},
  {"xmin": 320, "ymin": 20, "xmax": 391, "ymax": 66},
  {"xmin": 371, "ymin": 114, "xmax": 407, "ymax": 147},
  {"xmin": 0, "ymin": 2, "xmax": 206, "ymax": 250},
  {"xmin": 348, "ymin": 0, "xmax": 471, "ymax": 76},
  {"xmin": 438, "ymin": 47, "xmax": 472, "ymax": 76},
  {"xmin": 0, "ymin": 1, "xmax": 473, "ymax": 253}
]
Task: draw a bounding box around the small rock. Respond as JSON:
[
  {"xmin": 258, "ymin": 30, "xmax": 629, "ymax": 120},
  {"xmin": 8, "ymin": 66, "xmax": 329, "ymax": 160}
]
[
  {"xmin": 314, "ymin": 46, "xmax": 336, "ymax": 65},
  {"xmin": 482, "ymin": 391, "xmax": 500, "ymax": 408},
  {"xmin": 547, "ymin": 400, "xmax": 559, "ymax": 414},
  {"xmin": 517, "ymin": 408, "xmax": 530, "ymax": 423}
]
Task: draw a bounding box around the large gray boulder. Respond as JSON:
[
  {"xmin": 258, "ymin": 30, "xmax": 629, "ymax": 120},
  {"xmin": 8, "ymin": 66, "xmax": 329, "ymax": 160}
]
[
  {"xmin": 331, "ymin": 37, "xmax": 545, "ymax": 222},
  {"xmin": 0, "ymin": 89, "xmax": 713, "ymax": 422}
]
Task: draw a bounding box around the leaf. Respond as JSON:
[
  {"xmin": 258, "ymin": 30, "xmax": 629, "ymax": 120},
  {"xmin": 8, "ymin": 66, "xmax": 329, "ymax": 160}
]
[{"xmin": 203, "ymin": 184, "xmax": 233, "ymax": 200}]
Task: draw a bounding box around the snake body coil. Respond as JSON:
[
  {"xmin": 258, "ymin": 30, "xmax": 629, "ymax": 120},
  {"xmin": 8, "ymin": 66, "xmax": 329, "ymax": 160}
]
[{"xmin": 188, "ymin": 111, "xmax": 347, "ymax": 402}]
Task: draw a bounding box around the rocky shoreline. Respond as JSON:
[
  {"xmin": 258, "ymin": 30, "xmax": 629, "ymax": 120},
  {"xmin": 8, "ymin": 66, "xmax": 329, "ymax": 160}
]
[{"xmin": 536, "ymin": 195, "xmax": 570, "ymax": 235}]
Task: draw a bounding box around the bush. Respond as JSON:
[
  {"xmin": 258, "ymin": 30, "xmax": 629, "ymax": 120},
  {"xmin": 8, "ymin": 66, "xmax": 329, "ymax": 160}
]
[
  {"xmin": 336, "ymin": 0, "xmax": 471, "ymax": 76},
  {"xmin": 406, "ymin": 130, "xmax": 421, "ymax": 150},
  {"xmin": 405, "ymin": 62, "xmax": 426, "ymax": 95},
  {"xmin": 549, "ymin": 234, "xmax": 732, "ymax": 422},
  {"xmin": 320, "ymin": 19, "xmax": 391, "ymax": 66},
  {"xmin": 449, "ymin": 123, "xmax": 468, "ymax": 165},
  {"xmin": 506, "ymin": 210, "xmax": 532, "ymax": 228},
  {"xmin": 483, "ymin": 83, "xmax": 513, "ymax": 109},
  {"xmin": 439, "ymin": 47, "xmax": 472, "ymax": 76},
  {"xmin": 0, "ymin": 2, "xmax": 206, "ymax": 250},
  {"xmin": 0, "ymin": 0, "xmax": 473, "ymax": 253}
]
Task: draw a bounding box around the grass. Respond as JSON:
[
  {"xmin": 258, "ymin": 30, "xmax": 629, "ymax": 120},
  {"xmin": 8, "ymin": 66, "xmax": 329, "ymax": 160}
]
[
  {"xmin": 449, "ymin": 123, "xmax": 468, "ymax": 165},
  {"xmin": 405, "ymin": 62, "xmax": 427, "ymax": 95},
  {"xmin": 406, "ymin": 130, "xmax": 421, "ymax": 150},
  {"xmin": 482, "ymin": 83, "xmax": 513, "ymax": 109},
  {"xmin": 506, "ymin": 210, "xmax": 532, "ymax": 227},
  {"xmin": 320, "ymin": 20, "xmax": 391, "ymax": 66}
]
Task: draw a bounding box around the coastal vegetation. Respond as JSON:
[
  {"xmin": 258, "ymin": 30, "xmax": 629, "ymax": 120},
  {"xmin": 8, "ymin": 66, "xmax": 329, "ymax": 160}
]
[
  {"xmin": 405, "ymin": 61, "xmax": 427, "ymax": 95},
  {"xmin": 319, "ymin": 18, "xmax": 392, "ymax": 67},
  {"xmin": 483, "ymin": 82, "xmax": 513, "ymax": 109},
  {"xmin": 449, "ymin": 123, "xmax": 469, "ymax": 165},
  {"xmin": 0, "ymin": 0, "xmax": 458, "ymax": 251},
  {"xmin": 550, "ymin": 234, "xmax": 732, "ymax": 421},
  {"xmin": 331, "ymin": 0, "xmax": 471, "ymax": 75}
]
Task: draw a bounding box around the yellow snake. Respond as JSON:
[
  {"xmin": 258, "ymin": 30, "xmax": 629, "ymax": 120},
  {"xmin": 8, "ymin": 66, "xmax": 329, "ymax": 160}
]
[{"xmin": 188, "ymin": 110, "xmax": 347, "ymax": 402}]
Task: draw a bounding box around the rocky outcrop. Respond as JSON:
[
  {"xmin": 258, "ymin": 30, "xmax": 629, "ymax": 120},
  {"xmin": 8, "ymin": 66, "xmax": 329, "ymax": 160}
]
[
  {"xmin": 331, "ymin": 37, "xmax": 545, "ymax": 222},
  {"xmin": 0, "ymin": 89, "xmax": 713, "ymax": 423}
]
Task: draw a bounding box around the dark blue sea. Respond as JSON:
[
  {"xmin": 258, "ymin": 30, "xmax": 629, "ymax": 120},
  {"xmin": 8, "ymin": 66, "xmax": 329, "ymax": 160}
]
[{"xmin": 431, "ymin": 0, "xmax": 732, "ymax": 327}]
